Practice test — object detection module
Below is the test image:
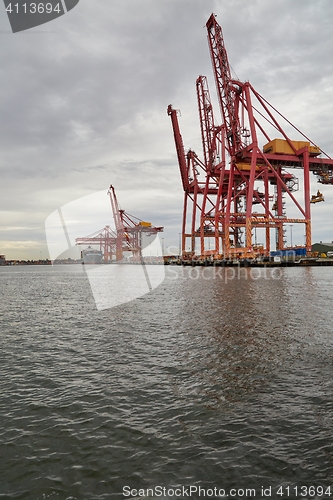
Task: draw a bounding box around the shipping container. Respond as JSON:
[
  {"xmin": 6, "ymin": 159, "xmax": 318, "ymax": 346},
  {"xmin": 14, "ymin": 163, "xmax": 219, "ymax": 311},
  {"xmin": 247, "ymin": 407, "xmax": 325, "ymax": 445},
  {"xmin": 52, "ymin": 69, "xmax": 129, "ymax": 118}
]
[
  {"xmin": 263, "ymin": 139, "xmax": 320, "ymax": 156},
  {"xmin": 270, "ymin": 247, "xmax": 306, "ymax": 258}
]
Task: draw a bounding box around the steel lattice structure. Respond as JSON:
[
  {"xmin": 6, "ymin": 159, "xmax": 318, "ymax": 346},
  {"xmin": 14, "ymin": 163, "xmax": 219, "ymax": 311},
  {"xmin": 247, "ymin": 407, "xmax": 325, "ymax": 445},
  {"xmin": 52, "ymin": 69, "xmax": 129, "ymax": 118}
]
[
  {"xmin": 168, "ymin": 13, "xmax": 333, "ymax": 259},
  {"xmin": 108, "ymin": 185, "xmax": 163, "ymax": 261},
  {"xmin": 76, "ymin": 186, "xmax": 163, "ymax": 261},
  {"xmin": 76, "ymin": 226, "xmax": 116, "ymax": 261}
]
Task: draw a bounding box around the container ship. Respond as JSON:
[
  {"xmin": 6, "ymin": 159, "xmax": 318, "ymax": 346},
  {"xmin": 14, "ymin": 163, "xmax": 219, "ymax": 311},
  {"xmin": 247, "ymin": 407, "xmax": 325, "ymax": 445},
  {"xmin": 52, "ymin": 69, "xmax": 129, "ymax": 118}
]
[{"xmin": 81, "ymin": 247, "xmax": 103, "ymax": 265}]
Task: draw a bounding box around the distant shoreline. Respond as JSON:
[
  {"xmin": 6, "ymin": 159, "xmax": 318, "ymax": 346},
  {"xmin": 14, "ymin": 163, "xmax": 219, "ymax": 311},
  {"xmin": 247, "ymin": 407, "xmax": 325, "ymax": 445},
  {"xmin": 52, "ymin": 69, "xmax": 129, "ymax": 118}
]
[{"xmin": 0, "ymin": 259, "xmax": 78, "ymax": 266}]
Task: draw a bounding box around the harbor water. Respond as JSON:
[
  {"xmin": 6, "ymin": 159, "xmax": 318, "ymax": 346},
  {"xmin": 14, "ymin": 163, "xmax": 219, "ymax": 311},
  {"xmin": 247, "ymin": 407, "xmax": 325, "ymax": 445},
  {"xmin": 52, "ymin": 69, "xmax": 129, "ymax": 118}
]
[{"xmin": 0, "ymin": 265, "xmax": 333, "ymax": 500}]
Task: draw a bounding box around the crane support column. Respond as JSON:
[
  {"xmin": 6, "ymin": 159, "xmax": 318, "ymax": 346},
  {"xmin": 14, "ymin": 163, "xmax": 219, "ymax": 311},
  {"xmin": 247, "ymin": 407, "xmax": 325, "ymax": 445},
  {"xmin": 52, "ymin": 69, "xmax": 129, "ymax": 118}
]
[{"xmin": 302, "ymin": 148, "xmax": 312, "ymax": 254}]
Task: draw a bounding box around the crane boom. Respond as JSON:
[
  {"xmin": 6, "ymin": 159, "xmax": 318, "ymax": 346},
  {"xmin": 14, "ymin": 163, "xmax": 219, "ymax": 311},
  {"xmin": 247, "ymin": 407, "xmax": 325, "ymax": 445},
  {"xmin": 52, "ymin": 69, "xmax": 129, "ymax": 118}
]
[
  {"xmin": 196, "ymin": 75, "xmax": 217, "ymax": 171},
  {"xmin": 108, "ymin": 184, "xmax": 124, "ymax": 233},
  {"xmin": 206, "ymin": 13, "xmax": 242, "ymax": 156},
  {"xmin": 167, "ymin": 104, "xmax": 190, "ymax": 192},
  {"xmin": 108, "ymin": 184, "xmax": 125, "ymax": 260}
]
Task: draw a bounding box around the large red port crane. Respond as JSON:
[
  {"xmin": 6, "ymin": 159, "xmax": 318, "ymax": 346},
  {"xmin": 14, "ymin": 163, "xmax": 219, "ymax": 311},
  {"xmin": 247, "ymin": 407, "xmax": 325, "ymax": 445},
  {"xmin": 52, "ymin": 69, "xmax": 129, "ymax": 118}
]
[{"xmin": 169, "ymin": 13, "xmax": 333, "ymax": 259}]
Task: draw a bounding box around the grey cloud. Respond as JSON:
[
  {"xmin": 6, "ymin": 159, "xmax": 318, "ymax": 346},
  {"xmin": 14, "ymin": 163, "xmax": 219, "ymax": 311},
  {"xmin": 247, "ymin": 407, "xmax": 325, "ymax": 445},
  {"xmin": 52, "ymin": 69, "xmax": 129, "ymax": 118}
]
[{"xmin": 1, "ymin": 0, "xmax": 333, "ymax": 258}]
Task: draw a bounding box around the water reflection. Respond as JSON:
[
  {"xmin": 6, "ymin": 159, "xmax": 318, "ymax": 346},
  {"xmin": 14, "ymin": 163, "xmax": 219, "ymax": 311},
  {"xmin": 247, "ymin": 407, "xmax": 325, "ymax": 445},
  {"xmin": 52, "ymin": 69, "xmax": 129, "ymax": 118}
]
[{"xmin": 164, "ymin": 266, "xmax": 329, "ymax": 407}]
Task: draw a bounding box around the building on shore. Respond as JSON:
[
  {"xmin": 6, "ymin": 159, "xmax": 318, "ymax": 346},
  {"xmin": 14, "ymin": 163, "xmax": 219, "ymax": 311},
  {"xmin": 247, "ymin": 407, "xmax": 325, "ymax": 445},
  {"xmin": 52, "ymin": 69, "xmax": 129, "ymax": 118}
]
[{"xmin": 312, "ymin": 242, "xmax": 333, "ymax": 255}]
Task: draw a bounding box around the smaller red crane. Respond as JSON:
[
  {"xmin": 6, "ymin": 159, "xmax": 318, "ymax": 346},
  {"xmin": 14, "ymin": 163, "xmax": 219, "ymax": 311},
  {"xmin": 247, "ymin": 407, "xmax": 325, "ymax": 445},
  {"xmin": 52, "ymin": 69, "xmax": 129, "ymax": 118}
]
[
  {"xmin": 108, "ymin": 185, "xmax": 164, "ymax": 262},
  {"xmin": 76, "ymin": 185, "xmax": 164, "ymax": 262},
  {"xmin": 76, "ymin": 226, "xmax": 116, "ymax": 262}
]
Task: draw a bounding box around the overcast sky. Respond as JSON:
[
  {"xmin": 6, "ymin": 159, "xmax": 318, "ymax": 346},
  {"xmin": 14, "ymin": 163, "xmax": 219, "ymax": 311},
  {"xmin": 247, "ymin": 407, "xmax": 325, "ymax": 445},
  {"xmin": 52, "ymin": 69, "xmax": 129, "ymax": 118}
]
[{"xmin": 1, "ymin": 0, "xmax": 333, "ymax": 259}]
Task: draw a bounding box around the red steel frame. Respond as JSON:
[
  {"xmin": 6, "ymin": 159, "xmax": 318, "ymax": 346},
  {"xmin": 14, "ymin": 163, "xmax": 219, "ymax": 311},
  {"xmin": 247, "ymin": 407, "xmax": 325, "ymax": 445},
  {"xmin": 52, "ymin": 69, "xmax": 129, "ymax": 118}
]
[
  {"xmin": 108, "ymin": 185, "xmax": 163, "ymax": 261},
  {"xmin": 76, "ymin": 226, "xmax": 116, "ymax": 261},
  {"xmin": 168, "ymin": 13, "xmax": 333, "ymax": 259},
  {"xmin": 76, "ymin": 186, "xmax": 163, "ymax": 261}
]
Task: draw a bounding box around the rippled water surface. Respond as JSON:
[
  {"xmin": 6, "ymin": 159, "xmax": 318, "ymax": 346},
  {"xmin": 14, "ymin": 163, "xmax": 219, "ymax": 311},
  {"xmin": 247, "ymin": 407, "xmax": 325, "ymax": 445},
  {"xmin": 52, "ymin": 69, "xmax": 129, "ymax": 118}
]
[{"xmin": 1, "ymin": 265, "xmax": 333, "ymax": 500}]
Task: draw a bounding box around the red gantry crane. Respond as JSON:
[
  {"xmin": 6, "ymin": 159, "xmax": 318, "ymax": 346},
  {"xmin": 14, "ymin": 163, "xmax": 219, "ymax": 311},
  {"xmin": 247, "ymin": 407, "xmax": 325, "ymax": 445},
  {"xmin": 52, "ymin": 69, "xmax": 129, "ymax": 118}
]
[
  {"xmin": 76, "ymin": 226, "xmax": 116, "ymax": 262},
  {"xmin": 76, "ymin": 185, "xmax": 163, "ymax": 262},
  {"xmin": 168, "ymin": 13, "xmax": 333, "ymax": 260},
  {"xmin": 108, "ymin": 185, "xmax": 163, "ymax": 262}
]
